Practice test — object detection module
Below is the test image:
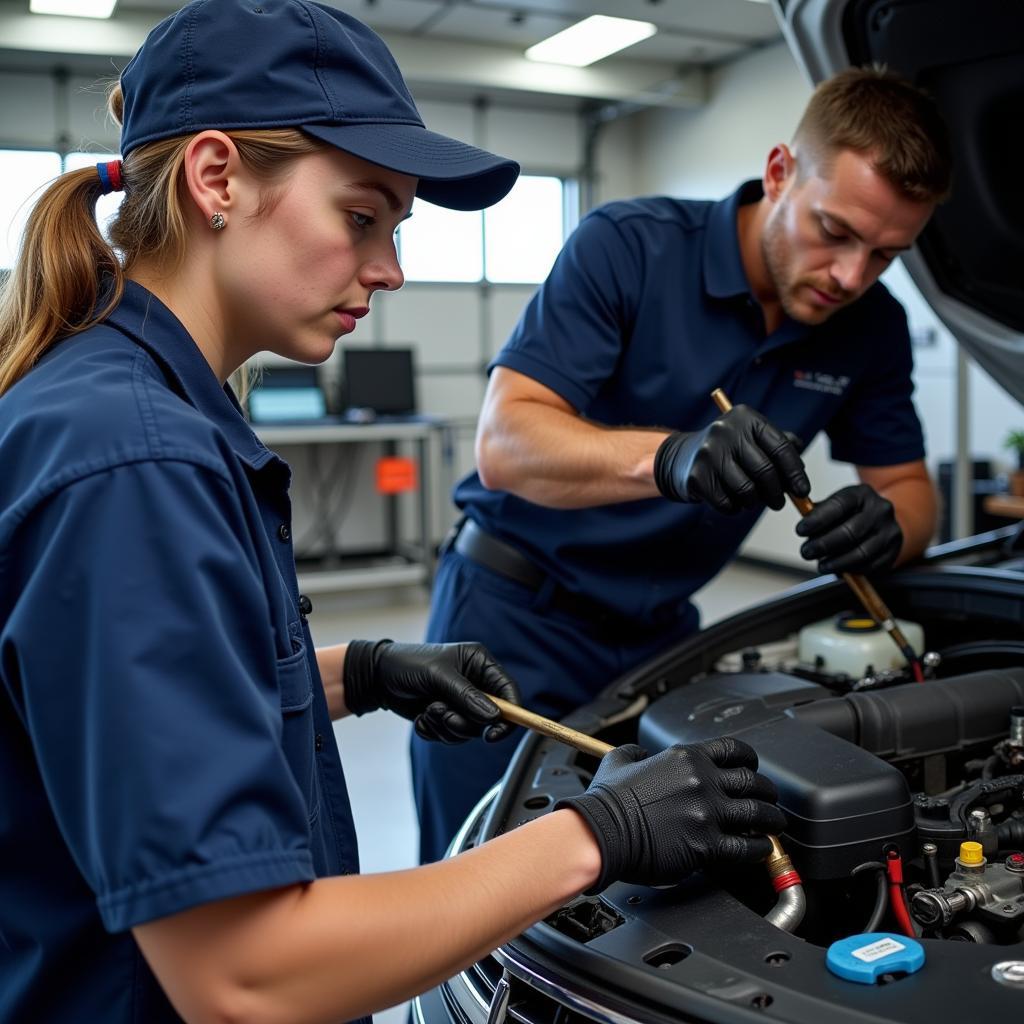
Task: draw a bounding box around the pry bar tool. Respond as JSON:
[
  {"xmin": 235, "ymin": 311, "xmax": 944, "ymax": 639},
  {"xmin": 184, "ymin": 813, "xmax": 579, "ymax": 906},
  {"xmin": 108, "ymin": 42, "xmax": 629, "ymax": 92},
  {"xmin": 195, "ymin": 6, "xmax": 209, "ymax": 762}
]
[{"xmin": 488, "ymin": 695, "xmax": 613, "ymax": 758}]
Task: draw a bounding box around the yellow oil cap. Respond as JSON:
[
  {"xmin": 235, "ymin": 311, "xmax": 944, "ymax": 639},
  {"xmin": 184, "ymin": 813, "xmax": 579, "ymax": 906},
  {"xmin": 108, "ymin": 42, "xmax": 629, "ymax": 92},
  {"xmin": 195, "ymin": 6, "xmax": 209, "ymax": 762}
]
[
  {"xmin": 959, "ymin": 841, "xmax": 984, "ymax": 864},
  {"xmin": 836, "ymin": 614, "xmax": 881, "ymax": 633}
]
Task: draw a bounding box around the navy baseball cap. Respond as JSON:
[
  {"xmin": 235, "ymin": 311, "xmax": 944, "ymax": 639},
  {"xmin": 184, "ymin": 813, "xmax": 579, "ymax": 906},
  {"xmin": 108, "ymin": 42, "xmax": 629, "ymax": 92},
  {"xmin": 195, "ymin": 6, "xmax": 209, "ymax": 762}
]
[{"xmin": 119, "ymin": 0, "xmax": 519, "ymax": 211}]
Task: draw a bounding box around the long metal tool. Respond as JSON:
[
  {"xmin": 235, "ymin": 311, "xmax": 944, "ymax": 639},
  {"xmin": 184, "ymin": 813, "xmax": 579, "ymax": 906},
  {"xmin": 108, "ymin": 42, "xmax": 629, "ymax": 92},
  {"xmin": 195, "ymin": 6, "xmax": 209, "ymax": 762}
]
[
  {"xmin": 488, "ymin": 696, "xmax": 613, "ymax": 758},
  {"xmin": 710, "ymin": 388, "xmax": 923, "ymax": 678}
]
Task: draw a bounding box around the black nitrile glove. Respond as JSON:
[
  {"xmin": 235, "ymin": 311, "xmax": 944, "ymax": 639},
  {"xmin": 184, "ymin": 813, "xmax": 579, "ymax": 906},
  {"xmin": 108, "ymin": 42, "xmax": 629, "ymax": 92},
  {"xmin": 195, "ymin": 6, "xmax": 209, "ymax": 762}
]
[
  {"xmin": 343, "ymin": 640, "xmax": 522, "ymax": 744},
  {"xmin": 557, "ymin": 737, "xmax": 787, "ymax": 893},
  {"xmin": 795, "ymin": 483, "xmax": 902, "ymax": 575},
  {"xmin": 654, "ymin": 405, "xmax": 809, "ymax": 514}
]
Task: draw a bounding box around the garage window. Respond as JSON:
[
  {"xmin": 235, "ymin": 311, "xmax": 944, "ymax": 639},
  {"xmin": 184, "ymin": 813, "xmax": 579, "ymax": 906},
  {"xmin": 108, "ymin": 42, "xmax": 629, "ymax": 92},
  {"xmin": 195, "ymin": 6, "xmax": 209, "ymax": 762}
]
[
  {"xmin": 398, "ymin": 173, "xmax": 570, "ymax": 285},
  {"xmin": 0, "ymin": 149, "xmax": 63, "ymax": 270}
]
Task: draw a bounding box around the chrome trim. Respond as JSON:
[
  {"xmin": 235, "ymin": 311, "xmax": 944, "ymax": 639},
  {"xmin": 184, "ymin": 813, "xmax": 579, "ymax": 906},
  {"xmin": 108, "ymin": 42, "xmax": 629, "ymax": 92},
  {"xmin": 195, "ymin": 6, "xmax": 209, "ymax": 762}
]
[
  {"xmin": 445, "ymin": 783, "xmax": 502, "ymax": 859},
  {"xmin": 485, "ymin": 973, "xmax": 511, "ymax": 1024},
  {"xmin": 455, "ymin": 963, "xmax": 491, "ymax": 1015},
  {"xmin": 412, "ymin": 994, "xmax": 428, "ymax": 1024},
  {"xmin": 494, "ymin": 944, "xmax": 645, "ymax": 1024},
  {"xmin": 445, "ymin": 784, "xmax": 504, "ymax": 1016}
]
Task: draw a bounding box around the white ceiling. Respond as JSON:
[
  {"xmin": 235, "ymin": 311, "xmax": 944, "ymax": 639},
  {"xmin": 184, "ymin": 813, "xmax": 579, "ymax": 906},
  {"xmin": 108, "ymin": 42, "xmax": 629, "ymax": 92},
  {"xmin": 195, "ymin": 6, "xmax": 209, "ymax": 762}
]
[
  {"xmin": 115, "ymin": 0, "xmax": 781, "ymax": 61},
  {"xmin": 0, "ymin": 0, "xmax": 783, "ymax": 108}
]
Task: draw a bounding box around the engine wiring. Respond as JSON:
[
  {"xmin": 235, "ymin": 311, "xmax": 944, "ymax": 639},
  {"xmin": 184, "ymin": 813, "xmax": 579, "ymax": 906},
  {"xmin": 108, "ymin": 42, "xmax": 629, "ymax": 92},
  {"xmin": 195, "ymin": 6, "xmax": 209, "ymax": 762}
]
[{"xmin": 885, "ymin": 849, "xmax": 918, "ymax": 938}]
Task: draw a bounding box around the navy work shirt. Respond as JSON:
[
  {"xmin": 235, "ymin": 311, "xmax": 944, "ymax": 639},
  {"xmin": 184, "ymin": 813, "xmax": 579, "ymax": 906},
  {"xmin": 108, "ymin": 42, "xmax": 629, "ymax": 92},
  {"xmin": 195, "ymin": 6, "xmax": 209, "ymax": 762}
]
[
  {"xmin": 0, "ymin": 282, "xmax": 361, "ymax": 1023},
  {"xmin": 456, "ymin": 181, "xmax": 925, "ymax": 629}
]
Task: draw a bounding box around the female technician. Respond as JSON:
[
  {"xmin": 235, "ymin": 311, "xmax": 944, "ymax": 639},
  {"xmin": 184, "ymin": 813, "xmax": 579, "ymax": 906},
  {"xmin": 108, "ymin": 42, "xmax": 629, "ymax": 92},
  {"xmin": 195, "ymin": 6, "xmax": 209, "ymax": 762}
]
[{"xmin": 0, "ymin": 3, "xmax": 785, "ymax": 1022}]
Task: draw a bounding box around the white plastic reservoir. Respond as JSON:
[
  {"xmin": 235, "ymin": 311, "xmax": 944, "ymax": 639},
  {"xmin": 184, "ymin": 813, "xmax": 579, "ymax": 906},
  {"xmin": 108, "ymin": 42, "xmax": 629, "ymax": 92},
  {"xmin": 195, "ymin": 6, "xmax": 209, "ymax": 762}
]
[{"xmin": 798, "ymin": 613, "xmax": 925, "ymax": 678}]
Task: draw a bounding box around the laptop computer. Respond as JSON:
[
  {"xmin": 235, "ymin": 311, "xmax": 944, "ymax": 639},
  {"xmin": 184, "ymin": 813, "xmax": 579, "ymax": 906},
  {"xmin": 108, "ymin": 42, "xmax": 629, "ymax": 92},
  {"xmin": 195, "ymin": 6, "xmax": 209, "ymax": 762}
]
[{"xmin": 247, "ymin": 364, "xmax": 327, "ymax": 424}]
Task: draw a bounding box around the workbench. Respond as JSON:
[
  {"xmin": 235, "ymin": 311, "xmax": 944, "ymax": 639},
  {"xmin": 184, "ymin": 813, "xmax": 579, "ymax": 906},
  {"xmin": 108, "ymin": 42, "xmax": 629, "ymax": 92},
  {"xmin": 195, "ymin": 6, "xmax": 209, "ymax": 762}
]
[{"xmin": 256, "ymin": 418, "xmax": 453, "ymax": 594}]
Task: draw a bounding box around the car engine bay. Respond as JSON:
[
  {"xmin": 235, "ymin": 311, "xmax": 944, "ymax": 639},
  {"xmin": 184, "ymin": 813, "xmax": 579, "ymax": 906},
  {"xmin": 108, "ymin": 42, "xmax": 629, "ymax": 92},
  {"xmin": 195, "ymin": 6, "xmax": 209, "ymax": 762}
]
[{"xmin": 419, "ymin": 529, "xmax": 1024, "ymax": 1024}]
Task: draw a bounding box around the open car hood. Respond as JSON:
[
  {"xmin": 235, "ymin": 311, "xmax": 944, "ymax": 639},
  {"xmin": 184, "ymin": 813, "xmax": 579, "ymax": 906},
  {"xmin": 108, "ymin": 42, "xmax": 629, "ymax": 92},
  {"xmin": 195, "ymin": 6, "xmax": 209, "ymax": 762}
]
[{"xmin": 775, "ymin": 0, "xmax": 1024, "ymax": 404}]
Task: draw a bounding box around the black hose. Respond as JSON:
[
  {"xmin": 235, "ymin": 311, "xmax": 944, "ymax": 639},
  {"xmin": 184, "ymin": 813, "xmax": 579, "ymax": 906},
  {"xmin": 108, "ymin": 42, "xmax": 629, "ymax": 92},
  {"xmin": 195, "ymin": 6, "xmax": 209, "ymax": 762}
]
[
  {"xmin": 852, "ymin": 862, "xmax": 888, "ymax": 934},
  {"xmin": 865, "ymin": 871, "xmax": 889, "ymax": 932},
  {"xmin": 998, "ymin": 818, "xmax": 1024, "ymax": 847}
]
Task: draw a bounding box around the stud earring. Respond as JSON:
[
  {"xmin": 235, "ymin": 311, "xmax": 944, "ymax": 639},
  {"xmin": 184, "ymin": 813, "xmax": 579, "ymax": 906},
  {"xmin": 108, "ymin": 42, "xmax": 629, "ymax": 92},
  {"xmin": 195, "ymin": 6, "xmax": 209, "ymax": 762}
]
[{"xmin": 210, "ymin": 212, "xmax": 226, "ymax": 230}]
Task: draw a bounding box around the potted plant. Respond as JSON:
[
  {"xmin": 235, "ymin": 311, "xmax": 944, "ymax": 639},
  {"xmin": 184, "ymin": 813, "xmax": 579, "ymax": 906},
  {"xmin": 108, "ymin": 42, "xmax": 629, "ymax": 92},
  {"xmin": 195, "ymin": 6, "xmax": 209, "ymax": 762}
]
[{"xmin": 1004, "ymin": 429, "xmax": 1024, "ymax": 496}]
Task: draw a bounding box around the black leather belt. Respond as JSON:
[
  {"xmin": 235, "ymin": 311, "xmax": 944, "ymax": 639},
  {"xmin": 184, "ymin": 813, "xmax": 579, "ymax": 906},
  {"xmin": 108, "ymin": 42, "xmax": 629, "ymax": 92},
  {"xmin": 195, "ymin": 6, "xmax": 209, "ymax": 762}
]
[
  {"xmin": 454, "ymin": 519, "xmax": 546, "ymax": 589},
  {"xmin": 452, "ymin": 518, "xmax": 621, "ymax": 627}
]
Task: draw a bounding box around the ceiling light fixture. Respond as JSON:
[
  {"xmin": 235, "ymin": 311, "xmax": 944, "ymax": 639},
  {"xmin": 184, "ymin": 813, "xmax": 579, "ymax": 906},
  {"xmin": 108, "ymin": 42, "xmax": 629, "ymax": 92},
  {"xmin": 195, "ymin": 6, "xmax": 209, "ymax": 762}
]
[
  {"xmin": 525, "ymin": 15, "xmax": 657, "ymax": 67},
  {"xmin": 30, "ymin": 0, "xmax": 118, "ymax": 17}
]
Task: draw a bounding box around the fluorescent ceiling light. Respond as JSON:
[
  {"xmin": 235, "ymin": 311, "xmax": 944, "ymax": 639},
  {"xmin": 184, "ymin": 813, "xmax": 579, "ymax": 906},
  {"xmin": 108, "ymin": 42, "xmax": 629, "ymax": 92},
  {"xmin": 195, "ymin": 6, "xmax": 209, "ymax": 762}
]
[
  {"xmin": 30, "ymin": 0, "xmax": 118, "ymax": 17},
  {"xmin": 525, "ymin": 15, "xmax": 657, "ymax": 67}
]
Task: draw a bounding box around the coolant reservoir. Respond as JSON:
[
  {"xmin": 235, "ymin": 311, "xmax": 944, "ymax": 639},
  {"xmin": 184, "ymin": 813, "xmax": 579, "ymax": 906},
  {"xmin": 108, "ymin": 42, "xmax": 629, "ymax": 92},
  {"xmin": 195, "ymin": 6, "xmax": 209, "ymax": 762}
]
[{"xmin": 798, "ymin": 613, "xmax": 925, "ymax": 678}]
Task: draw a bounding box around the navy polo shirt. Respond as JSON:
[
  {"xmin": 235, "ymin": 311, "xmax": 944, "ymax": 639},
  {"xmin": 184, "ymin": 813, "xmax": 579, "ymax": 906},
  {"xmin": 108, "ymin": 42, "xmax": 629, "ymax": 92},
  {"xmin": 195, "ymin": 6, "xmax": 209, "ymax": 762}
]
[
  {"xmin": 0, "ymin": 282, "xmax": 361, "ymax": 1023},
  {"xmin": 456, "ymin": 181, "xmax": 924, "ymax": 628}
]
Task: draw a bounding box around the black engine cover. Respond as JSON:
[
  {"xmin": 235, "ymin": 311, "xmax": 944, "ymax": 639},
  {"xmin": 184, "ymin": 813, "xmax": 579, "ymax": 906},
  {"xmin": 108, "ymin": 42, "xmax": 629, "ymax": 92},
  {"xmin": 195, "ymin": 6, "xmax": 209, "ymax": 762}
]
[{"xmin": 638, "ymin": 669, "xmax": 1024, "ymax": 879}]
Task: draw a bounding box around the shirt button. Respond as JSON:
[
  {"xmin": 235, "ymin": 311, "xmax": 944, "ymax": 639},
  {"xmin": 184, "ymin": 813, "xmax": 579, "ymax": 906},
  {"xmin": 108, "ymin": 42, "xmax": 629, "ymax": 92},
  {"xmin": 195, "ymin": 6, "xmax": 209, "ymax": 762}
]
[
  {"xmin": 277, "ymin": 523, "xmax": 291, "ymax": 542},
  {"xmin": 314, "ymin": 733, "xmax": 324, "ymax": 753},
  {"xmin": 298, "ymin": 594, "xmax": 313, "ymax": 616}
]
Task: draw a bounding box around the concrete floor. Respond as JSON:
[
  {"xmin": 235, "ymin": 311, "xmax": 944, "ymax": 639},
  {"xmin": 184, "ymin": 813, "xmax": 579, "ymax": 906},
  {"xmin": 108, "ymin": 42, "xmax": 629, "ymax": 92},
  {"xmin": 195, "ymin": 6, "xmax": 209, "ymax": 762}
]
[{"xmin": 309, "ymin": 560, "xmax": 802, "ymax": 1023}]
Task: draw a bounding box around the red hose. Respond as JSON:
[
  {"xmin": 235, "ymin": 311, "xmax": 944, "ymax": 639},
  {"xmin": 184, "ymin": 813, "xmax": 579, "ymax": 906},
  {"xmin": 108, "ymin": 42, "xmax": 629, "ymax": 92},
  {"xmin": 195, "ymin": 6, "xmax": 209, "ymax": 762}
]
[{"xmin": 885, "ymin": 850, "xmax": 916, "ymax": 937}]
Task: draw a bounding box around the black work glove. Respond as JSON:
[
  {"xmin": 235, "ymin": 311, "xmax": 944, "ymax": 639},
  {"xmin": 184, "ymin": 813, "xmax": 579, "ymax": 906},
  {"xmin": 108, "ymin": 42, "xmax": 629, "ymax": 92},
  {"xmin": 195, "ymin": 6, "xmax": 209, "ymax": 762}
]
[
  {"xmin": 654, "ymin": 405, "xmax": 810, "ymax": 514},
  {"xmin": 557, "ymin": 737, "xmax": 787, "ymax": 893},
  {"xmin": 795, "ymin": 483, "xmax": 902, "ymax": 575},
  {"xmin": 343, "ymin": 640, "xmax": 522, "ymax": 744}
]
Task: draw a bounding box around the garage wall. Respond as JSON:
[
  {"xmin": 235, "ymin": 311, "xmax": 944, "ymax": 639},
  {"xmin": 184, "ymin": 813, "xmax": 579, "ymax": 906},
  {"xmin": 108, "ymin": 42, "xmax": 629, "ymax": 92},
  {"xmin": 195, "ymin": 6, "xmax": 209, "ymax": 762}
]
[{"xmin": 629, "ymin": 41, "xmax": 1024, "ymax": 566}]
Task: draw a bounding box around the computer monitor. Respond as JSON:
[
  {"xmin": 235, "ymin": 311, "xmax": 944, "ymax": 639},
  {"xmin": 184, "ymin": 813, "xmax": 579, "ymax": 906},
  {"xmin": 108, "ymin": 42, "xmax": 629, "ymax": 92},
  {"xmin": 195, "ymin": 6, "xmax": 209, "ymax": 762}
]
[
  {"xmin": 339, "ymin": 347, "xmax": 417, "ymax": 417},
  {"xmin": 247, "ymin": 364, "xmax": 327, "ymax": 424}
]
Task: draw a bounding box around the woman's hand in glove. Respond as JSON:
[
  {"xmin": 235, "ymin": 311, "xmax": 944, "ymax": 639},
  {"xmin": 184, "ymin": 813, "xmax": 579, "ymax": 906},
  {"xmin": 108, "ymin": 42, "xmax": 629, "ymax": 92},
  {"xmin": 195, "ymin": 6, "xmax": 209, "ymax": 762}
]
[
  {"xmin": 342, "ymin": 640, "xmax": 522, "ymax": 744},
  {"xmin": 557, "ymin": 737, "xmax": 786, "ymax": 893}
]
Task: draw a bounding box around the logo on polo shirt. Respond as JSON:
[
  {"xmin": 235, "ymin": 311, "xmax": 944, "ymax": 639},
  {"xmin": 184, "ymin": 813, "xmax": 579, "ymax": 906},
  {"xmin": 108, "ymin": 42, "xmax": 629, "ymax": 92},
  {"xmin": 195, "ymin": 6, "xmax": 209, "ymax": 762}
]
[{"xmin": 793, "ymin": 369, "xmax": 851, "ymax": 397}]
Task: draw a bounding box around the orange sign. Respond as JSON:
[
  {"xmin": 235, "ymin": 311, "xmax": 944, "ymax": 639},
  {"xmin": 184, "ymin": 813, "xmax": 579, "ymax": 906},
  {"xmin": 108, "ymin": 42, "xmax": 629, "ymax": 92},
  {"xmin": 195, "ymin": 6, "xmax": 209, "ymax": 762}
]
[{"xmin": 376, "ymin": 456, "xmax": 418, "ymax": 494}]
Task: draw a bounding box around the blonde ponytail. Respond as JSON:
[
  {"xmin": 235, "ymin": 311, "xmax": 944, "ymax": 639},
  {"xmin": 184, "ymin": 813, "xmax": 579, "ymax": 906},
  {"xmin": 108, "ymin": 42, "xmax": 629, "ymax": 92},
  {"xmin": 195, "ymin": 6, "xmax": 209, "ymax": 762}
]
[{"xmin": 0, "ymin": 165, "xmax": 122, "ymax": 395}]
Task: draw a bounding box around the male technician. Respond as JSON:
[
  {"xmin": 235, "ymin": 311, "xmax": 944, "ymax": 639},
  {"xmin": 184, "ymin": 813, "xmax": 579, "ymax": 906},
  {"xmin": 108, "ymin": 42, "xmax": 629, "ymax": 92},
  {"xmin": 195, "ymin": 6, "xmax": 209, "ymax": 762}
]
[{"xmin": 415, "ymin": 68, "xmax": 952, "ymax": 862}]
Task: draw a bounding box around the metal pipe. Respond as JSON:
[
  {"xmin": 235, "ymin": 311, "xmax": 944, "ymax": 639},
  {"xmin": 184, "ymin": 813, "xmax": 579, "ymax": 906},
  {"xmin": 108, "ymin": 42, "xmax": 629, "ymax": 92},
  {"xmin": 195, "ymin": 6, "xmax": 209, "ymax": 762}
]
[
  {"xmin": 764, "ymin": 836, "xmax": 806, "ymax": 932},
  {"xmin": 923, "ymin": 842, "xmax": 942, "ymax": 889},
  {"xmin": 953, "ymin": 348, "xmax": 972, "ymax": 540}
]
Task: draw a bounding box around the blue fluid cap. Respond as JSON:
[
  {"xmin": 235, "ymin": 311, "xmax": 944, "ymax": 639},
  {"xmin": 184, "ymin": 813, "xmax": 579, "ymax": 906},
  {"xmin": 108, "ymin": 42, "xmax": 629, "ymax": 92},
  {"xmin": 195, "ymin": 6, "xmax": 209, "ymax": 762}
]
[{"xmin": 826, "ymin": 933, "xmax": 925, "ymax": 985}]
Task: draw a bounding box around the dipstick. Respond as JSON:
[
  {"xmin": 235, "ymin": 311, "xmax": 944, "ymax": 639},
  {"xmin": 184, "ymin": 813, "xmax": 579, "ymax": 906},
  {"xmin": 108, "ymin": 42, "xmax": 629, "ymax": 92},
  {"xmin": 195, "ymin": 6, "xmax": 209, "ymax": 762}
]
[{"xmin": 710, "ymin": 388, "xmax": 922, "ymax": 678}]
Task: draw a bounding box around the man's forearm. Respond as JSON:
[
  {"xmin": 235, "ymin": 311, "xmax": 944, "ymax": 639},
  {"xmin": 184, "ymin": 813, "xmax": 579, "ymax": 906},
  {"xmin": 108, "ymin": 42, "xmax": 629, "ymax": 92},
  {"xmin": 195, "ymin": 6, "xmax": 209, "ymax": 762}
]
[
  {"xmin": 881, "ymin": 476, "xmax": 938, "ymax": 563},
  {"xmin": 476, "ymin": 397, "xmax": 668, "ymax": 508}
]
